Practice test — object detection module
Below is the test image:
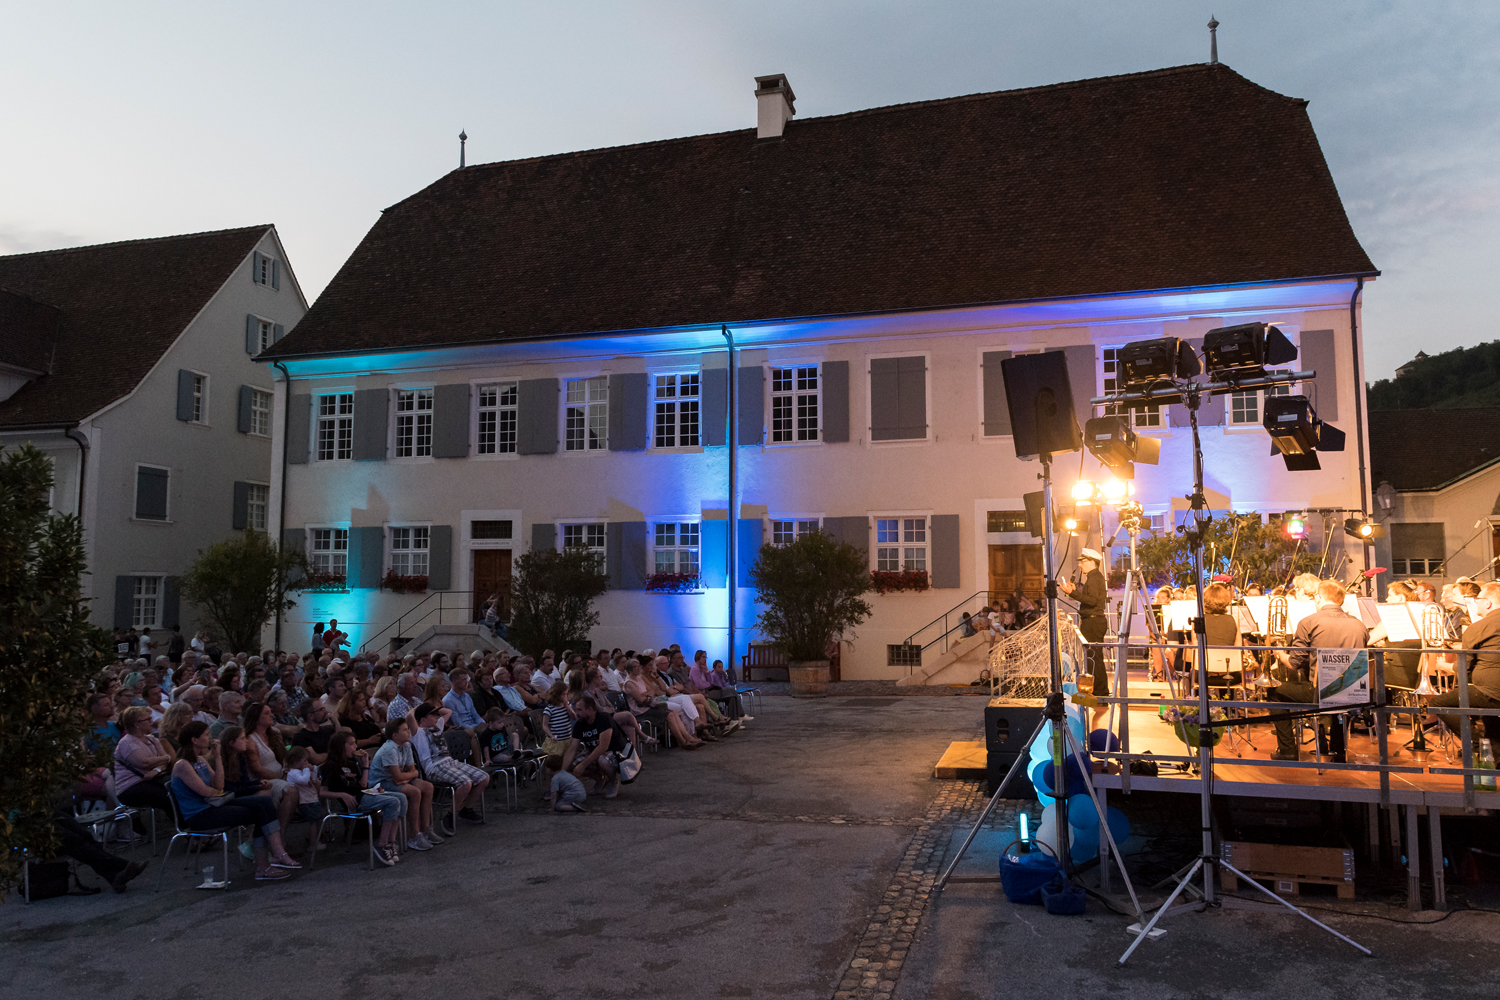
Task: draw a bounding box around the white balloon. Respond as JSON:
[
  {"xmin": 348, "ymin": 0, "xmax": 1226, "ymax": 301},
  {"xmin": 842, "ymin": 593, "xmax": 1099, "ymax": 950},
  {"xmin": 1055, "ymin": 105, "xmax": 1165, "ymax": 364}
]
[{"xmin": 1034, "ymin": 803, "xmax": 1074, "ymax": 858}]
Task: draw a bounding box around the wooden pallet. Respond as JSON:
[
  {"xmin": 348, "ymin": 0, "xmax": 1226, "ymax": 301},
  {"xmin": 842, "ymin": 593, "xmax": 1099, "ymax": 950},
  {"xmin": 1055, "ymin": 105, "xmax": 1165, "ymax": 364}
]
[{"xmin": 1219, "ymin": 841, "xmax": 1355, "ymax": 899}]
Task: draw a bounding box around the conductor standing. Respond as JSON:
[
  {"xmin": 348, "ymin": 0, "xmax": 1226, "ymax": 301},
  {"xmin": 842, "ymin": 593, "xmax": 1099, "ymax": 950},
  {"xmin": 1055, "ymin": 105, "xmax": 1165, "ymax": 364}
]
[{"xmin": 1060, "ymin": 547, "xmax": 1109, "ymax": 723}]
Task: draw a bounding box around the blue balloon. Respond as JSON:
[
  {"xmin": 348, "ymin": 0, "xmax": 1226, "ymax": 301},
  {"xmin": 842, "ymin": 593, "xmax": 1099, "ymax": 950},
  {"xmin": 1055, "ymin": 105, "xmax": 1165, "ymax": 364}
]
[
  {"xmin": 1105, "ymin": 806, "xmax": 1131, "ymax": 846},
  {"xmin": 1070, "ymin": 826, "xmax": 1100, "ymax": 863},
  {"xmin": 1066, "ymin": 793, "xmax": 1099, "ymax": 829},
  {"xmin": 1089, "ymin": 729, "xmax": 1122, "ymax": 754},
  {"xmin": 1030, "ymin": 759, "xmax": 1052, "ymax": 795},
  {"xmin": 1042, "ymin": 757, "xmax": 1087, "ymax": 799}
]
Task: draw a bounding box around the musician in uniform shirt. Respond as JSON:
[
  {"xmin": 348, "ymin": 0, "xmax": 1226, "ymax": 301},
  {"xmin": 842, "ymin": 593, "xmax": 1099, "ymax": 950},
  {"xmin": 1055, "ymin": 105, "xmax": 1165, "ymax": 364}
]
[
  {"xmin": 1059, "ymin": 547, "xmax": 1109, "ymax": 726},
  {"xmin": 1436, "ymin": 581, "xmax": 1500, "ymax": 745},
  {"xmin": 1267, "ymin": 579, "xmax": 1369, "ymax": 762}
]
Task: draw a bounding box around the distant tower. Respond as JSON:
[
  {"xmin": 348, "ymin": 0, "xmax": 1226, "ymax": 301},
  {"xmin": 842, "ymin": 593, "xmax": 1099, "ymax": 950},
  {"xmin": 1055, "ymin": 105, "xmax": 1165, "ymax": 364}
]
[
  {"xmin": 459, "ymin": 130, "xmax": 468, "ymax": 169},
  {"xmin": 1208, "ymin": 16, "xmax": 1219, "ymax": 65}
]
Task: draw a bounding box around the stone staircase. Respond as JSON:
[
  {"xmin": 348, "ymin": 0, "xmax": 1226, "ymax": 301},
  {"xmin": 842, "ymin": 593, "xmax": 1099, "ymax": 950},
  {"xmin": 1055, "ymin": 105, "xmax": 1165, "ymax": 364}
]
[
  {"xmin": 894, "ymin": 632, "xmax": 994, "ymax": 687},
  {"xmin": 392, "ymin": 624, "xmax": 520, "ymax": 660}
]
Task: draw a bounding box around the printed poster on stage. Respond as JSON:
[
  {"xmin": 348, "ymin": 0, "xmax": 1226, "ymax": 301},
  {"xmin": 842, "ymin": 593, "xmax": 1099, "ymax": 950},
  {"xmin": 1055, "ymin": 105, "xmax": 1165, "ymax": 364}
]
[{"xmin": 1317, "ymin": 648, "xmax": 1370, "ymax": 708}]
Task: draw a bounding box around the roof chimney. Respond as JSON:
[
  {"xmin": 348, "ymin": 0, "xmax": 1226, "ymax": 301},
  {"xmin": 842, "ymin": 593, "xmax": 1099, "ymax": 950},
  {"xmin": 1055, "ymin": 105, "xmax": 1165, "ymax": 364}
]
[{"xmin": 755, "ymin": 74, "xmax": 795, "ymax": 139}]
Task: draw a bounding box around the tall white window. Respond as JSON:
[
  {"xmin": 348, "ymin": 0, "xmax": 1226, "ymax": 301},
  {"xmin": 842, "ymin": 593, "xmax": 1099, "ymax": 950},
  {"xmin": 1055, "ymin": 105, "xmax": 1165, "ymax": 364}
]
[
  {"xmin": 653, "ymin": 522, "xmax": 700, "ymax": 576},
  {"xmin": 771, "ymin": 366, "xmax": 819, "ymax": 442},
  {"xmin": 565, "ymin": 377, "xmax": 609, "ymax": 452},
  {"xmin": 562, "ymin": 523, "xmax": 607, "ymax": 570},
  {"xmin": 310, "ymin": 528, "xmax": 348, "ymax": 577},
  {"xmin": 390, "ymin": 526, "xmax": 430, "ymax": 576},
  {"xmin": 316, "ymin": 393, "xmax": 354, "ymax": 461},
  {"xmin": 132, "ymin": 576, "xmax": 160, "ymax": 629},
  {"xmin": 1229, "ymin": 381, "xmax": 1292, "ymax": 426},
  {"xmin": 876, "ymin": 518, "xmax": 927, "ymax": 572},
  {"xmin": 477, "ymin": 382, "xmax": 518, "ymax": 455},
  {"xmin": 254, "ymin": 255, "xmax": 277, "ymax": 286},
  {"xmin": 250, "ymin": 389, "xmax": 272, "ymax": 436},
  {"xmin": 771, "ymin": 518, "xmax": 820, "ymax": 546},
  {"xmin": 189, "ymin": 374, "xmax": 207, "ymax": 423},
  {"xmin": 256, "ymin": 318, "xmax": 274, "ymax": 352},
  {"xmin": 246, "ymin": 485, "xmax": 269, "ymax": 532},
  {"xmin": 395, "ymin": 389, "xmax": 434, "ymax": 458},
  {"xmin": 1101, "ymin": 348, "xmax": 1162, "ymax": 429},
  {"xmin": 652, "ymin": 373, "xmax": 700, "ymax": 448}
]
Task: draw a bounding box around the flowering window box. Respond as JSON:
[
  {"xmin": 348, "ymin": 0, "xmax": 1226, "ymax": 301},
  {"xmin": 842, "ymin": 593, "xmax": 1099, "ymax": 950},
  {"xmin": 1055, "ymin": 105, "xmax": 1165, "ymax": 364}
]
[
  {"xmin": 644, "ymin": 572, "xmax": 702, "ymax": 594},
  {"xmin": 381, "ymin": 571, "xmax": 429, "ymax": 594},
  {"xmin": 871, "ymin": 570, "xmax": 930, "ymax": 594}
]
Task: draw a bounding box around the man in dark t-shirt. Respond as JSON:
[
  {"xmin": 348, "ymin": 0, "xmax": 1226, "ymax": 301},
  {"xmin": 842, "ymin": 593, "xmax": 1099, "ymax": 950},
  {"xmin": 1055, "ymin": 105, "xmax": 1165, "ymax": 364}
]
[
  {"xmin": 563, "ymin": 694, "xmax": 625, "ymax": 797},
  {"xmin": 290, "ymin": 700, "xmax": 336, "ymax": 765}
]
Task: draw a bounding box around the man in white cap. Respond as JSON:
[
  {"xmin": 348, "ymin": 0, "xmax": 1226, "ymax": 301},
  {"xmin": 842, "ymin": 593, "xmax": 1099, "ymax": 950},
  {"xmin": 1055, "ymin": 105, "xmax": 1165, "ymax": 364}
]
[{"xmin": 1060, "ymin": 547, "xmax": 1110, "ymax": 724}]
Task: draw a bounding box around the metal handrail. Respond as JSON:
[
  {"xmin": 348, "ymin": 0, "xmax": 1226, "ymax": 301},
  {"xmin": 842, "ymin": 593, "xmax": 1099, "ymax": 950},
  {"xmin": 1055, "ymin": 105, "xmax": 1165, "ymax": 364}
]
[
  {"xmin": 903, "ymin": 590, "xmax": 1047, "ymax": 659},
  {"xmin": 359, "ymin": 590, "xmax": 484, "ymax": 654}
]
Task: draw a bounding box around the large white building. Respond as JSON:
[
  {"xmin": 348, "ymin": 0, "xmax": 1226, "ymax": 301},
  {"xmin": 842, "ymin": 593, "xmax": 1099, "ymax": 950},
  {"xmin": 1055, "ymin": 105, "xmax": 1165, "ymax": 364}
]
[
  {"xmin": 0, "ymin": 226, "xmax": 307, "ymax": 637},
  {"xmin": 260, "ymin": 65, "xmax": 1377, "ymax": 678}
]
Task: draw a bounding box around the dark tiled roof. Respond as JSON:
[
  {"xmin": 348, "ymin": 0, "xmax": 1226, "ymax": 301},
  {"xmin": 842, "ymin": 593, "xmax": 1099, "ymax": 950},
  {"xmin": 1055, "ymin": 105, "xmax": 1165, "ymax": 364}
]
[
  {"xmin": 1369, "ymin": 407, "xmax": 1500, "ymax": 491},
  {"xmin": 0, "ymin": 289, "xmax": 61, "ymax": 374},
  {"xmin": 0, "ymin": 226, "xmax": 269, "ymax": 428},
  {"xmin": 265, "ymin": 63, "xmax": 1375, "ymax": 360}
]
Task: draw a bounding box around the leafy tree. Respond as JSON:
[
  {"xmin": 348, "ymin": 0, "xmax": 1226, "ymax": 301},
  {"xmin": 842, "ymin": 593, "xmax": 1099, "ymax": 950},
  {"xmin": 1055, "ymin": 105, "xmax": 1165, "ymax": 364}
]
[
  {"xmin": 180, "ymin": 530, "xmax": 308, "ymax": 654},
  {"xmin": 750, "ymin": 531, "xmax": 873, "ymax": 661},
  {"xmin": 1132, "ymin": 513, "xmax": 1323, "ymax": 590},
  {"xmin": 507, "ymin": 547, "xmax": 608, "ymax": 658},
  {"xmin": 1367, "ymin": 341, "xmax": 1500, "ymax": 410},
  {"xmin": 0, "ymin": 444, "xmax": 111, "ymax": 895}
]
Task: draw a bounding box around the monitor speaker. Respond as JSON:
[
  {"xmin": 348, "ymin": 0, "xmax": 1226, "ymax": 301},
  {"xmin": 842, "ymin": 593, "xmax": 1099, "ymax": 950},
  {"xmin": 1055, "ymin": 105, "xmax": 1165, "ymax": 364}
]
[{"xmin": 1001, "ymin": 351, "xmax": 1081, "ymax": 459}]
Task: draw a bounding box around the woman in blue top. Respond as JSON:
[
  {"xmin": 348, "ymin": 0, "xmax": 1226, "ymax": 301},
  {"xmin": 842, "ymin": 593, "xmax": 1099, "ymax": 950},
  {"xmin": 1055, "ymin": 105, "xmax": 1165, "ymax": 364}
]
[{"xmin": 170, "ymin": 721, "xmax": 299, "ymax": 881}]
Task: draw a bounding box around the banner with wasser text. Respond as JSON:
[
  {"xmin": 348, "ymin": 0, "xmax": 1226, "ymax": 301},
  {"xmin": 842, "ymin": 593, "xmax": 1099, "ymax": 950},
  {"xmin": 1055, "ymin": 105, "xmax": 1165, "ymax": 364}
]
[{"xmin": 1318, "ymin": 648, "xmax": 1369, "ymax": 708}]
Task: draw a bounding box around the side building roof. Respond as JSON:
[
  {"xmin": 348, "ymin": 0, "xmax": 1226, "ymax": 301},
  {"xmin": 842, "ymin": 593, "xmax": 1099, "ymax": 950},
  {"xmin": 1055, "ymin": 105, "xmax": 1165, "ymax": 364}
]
[
  {"xmin": 0, "ymin": 225, "xmax": 272, "ymax": 429},
  {"xmin": 265, "ymin": 63, "xmax": 1375, "ymax": 361},
  {"xmin": 1369, "ymin": 407, "xmax": 1500, "ymax": 491}
]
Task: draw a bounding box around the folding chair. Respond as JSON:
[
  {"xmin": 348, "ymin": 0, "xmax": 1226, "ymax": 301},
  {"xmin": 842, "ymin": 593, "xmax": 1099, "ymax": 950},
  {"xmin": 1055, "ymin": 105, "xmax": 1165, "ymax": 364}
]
[
  {"xmin": 155, "ymin": 789, "xmax": 235, "ymax": 892},
  {"xmin": 309, "ymin": 803, "xmax": 377, "ymax": 871}
]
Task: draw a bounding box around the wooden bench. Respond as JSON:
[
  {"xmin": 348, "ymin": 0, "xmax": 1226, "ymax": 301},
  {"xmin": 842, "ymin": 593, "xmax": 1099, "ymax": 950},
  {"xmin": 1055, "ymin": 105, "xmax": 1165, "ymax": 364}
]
[{"xmin": 741, "ymin": 644, "xmax": 789, "ymax": 682}]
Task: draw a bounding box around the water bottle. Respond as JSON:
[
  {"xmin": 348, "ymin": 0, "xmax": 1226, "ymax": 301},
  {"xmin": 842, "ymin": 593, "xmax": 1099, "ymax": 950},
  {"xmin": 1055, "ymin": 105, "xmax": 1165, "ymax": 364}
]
[{"xmin": 1479, "ymin": 739, "xmax": 1495, "ymax": 790}]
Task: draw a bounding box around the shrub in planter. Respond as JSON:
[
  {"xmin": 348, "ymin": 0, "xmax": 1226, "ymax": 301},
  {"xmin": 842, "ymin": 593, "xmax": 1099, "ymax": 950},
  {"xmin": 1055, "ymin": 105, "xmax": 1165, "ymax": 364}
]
[{"xmin": 750, "ymin": 531, "xmax": 872, "ymax": 695}]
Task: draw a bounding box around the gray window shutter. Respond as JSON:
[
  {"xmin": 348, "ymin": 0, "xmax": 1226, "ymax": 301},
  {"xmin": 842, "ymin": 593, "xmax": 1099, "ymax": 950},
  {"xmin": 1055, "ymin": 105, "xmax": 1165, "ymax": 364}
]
[
  {"xmin": 271, "ymin": 259, "xmax": 281, "ymax": 290},
  {"xmin": 701, "ymin": 368, "xmax": 728, "ymax": 447},
  {"xmin": 427, "ymin": 525, "xmax": 453, "ymax": 589},
  {"xmin": 162, "ymin": 577, "xmax": 181, "ymax": 629},
  {"xmin": 352, "ymin": 388, "xmax": 388, "ymax": 461},
  {"xmin": 870, "ymin": 357, "xmax": 926, "ymax": 440},
  {"xmin": 621, "ymin": 521, "xmax": 647, "ymax": 588},
  {"xmin": 736, "ymin": 518, "xmax": 763, "ymax": 587},
  {"xmin": 287, "ymin": 394, "xmax": 311, "ymax": 464},
  {"xmin": 981, "ymin": 351, "xmax": 1013, "ymax": 435},
  {"xmin": 348, "ymin": 526, "xmax": 385, "ymax": 589},
  {"xmin": 930, "ymin": 514, "xmax": 960, "ymax": 588},
  {"xmin": 700, "ymin": 519, "xmax": 727, "ymax": 588},
  {"xmin": 273, "ymin": 323, "xmax": 284, "ymax": 342},
  {"xmin": 738, "ymin": 366, "xmax": 764, "ymax": 445},
  {"xmin": 237, "ymin": 385, "xmax": 253, "ymax": 433},
  {"xmin": 531, "ymin": 522, "xmax": 556, "ymax": 552},
  {"xmin": 607, "ymin": 373, "xmax": 648, "ymax": 451},
  {"xmin": 245, "ymin": 314, "xmax": 259, "ymax": 354},
  {"xmin": 517, "ymin": 378, "xmax": 559, "ymax": 455},
  {"xmin": 135, "ymin": 467, "xmax": 169, "ymax": 520},
  {"xmin": 431, "ymin": 383, "xmax": 471, "ymax": 458},
  {"xmin": 821, "ymin": 516, "xmax": 869, "ymax": 557},
  {"xmin": 821, "ymin": 360, "xmax": 849, "ymax": 443},
  {"xmin": 281, "ymin": 528, "xmax": 306, "ymax": 555},
  {"xmin": 232, "ymin": 481, "xmax": 250, "ymax": 529},
  {"xmin": 115, "ymin": 576, "xmax": 134, "ymax": 628},
  {"xmin": 251, "ymin": 251, "xmax": 263, "ymax": 283},
  {"xmin": 606, "ymin": 521, "xmax": 624, "ymax": 588},
  {"xmin": 1063, "ymin": 345, "xmax": 1096, "ymax": 429},
  {"xmin": 176, "ymin": 369, "xmax": 196, "ymax": 421},
  {"xmin": 1300, "ymin": 329, "xmax": 1338, "ymax": 420}
]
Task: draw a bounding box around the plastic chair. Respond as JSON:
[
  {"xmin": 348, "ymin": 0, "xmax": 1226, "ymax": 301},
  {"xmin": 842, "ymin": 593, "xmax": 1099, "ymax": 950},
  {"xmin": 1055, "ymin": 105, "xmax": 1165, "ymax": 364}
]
[
  {"xmin": 309, "ymin": 803, "xmax": 377, "ymax": 871},
  {"xmin": 155, "ymin": 789, "xmax": 234, "ymax": 892}
]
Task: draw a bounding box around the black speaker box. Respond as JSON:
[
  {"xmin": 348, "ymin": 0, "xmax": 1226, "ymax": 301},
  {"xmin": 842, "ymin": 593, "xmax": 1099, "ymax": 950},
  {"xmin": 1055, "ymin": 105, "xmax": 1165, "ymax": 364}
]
[
  {"xmin": 987, "ymin": 752, "xmax": 1034, "ymax": 798},
  {"xmin": 985, "ymin": 699, "xmax": 1045, "ymax": 754},
  {"xmin": 1001, "ymin": 351, "xmax": 1082, "ymax": 459}
]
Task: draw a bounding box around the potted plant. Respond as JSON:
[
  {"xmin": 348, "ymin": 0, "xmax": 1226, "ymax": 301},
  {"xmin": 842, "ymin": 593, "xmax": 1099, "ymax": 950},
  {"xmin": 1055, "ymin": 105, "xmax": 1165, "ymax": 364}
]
[{"xmin": 750, "ymin": 531, "xmax": 873, "ymax": 698}]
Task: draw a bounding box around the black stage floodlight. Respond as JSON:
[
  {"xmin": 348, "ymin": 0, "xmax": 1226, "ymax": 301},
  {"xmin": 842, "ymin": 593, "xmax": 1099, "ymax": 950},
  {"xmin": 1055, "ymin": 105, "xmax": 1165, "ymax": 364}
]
[
  {"xmin": 1023, "ymin": 491, "xmax": 1045, "ymax": 538},
  {"xmin": 1083, "ymin": 415, "xmax": 1162, "ymax": 479},
  {"xmin": 1201, "ymin": 322, "xmax": 1298, "ymax": 378},
  {"xmin": 1264, "ymin": 394, "xmax": 1344, "ymax": 471},
  {"xmin": 1002, "ymin": 351, "xmax": 1082, "ymax": 459},
  {"xmin": 1344, "ymin": 516, "xmax": 1386, "ymax": 542},
  {"xmin": 1118, "ymin": 337, "xmax": 1201, "ymax": 387}
]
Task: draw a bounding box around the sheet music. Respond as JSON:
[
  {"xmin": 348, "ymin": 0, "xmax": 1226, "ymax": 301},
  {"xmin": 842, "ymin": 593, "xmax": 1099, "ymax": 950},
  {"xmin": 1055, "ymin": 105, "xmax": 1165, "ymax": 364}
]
[
  {"xmin": 1376, "ymin": 603, "xmax": 1420, "ymax": 643},
  {"xmin": 1243, "ymin": 596, "xmax": 1270, "ymax": 634},
  {"xmin": 1167, "ymin": 600, "xmax": 1197, "ymax": 633},
  {"xmin": 1284, "ymin": 599, "xmax": 1317, "ymax": 635},
  {"xmin": 1465, "ymin": 598, "xmax": 1483, "ymax": 623},
  {"xmin": 1231, "ymin": 605, "xmax": 1258, "ymax": 634},
  {"xmin": 1342, "ymin": 596, "xmax": 1381, "ymax": 628}
]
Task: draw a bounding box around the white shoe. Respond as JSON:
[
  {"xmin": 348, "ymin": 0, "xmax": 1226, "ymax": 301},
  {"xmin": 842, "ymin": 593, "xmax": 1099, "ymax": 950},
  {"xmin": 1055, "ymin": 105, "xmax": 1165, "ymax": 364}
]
[
  {"xmin": 406, "ymin": 837, "xmax": 431, "ymax": 852},
  {"xmin": 740, "ymin": 715, "xmax": 754, "ymax": 722},
  {"xmin": 423, "ymin": 830, "xmax": 445, "ymax": 846}
]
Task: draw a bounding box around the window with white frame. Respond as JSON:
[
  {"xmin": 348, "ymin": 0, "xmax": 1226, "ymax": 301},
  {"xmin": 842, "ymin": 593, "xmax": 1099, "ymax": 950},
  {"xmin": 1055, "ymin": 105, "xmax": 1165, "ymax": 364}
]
[
  {"xmin": 316, "ymin": 393, "xmax": 354, "ymax": 461},
  {"xmin": 390, "ymin": 526, "xmax": 430, "ymax": 576},
  {"xmin": 132, "ymin": 576, "xmax": 161, "ymax": 629},
  {"xmin": 875, "ymin": 517, "xmax": 927, "ymax": 572},
  {"xmin": 394, "ymin": 389, "xmax": 434, "ymax": 458},
  {"xmin": 1101, "ymin": 348, "xmax": 1162, "ymax": 429},
  {"xmin": 250, "ymin": 389, "xmax": 272, "ymax": 436},
  {"xmin": 246, "ymin": 484, "xmax": 269, "ymax": 532},
  {"xmin": 771, "ymin": 518, "xmax": 820, "ymax": 546},
  {"xmin": 562, "ymin": 523, "xmax": 607, "ymax": 570},
  {"xmin": 565, "ymin": 377, "xmax": 609, "ymax": 452},
  {"xmin": 652, "ymin": 373, "xmax": 700, "ymax": 448},
  {"xmin": 255, "ymin": 318, "xmax": 274, "ymax": 353},
  {"xmin": 477, "ymin": 382, "xmax": 518, "ymax": 455},
  {"xmin": 770, "ymin": 366, "xmax": 820, "ymax": 443},
  {"xmin": 1228, "ymin": 380, "xmax": 1292, "ymax": 426},
  {"xmin": 254, "ymin": 254, "xmax": 276, "ymax": 286},
  {"xmin": 652, "ymin": 522, "xmax": 700, "ymax": 577},
  {"xmin": 309, "ymin": 528, "xmax": 348, "ymax": 577},
  {"xmin": 189, "ymin": 373, "xmax": 207, "ymax": 423}
]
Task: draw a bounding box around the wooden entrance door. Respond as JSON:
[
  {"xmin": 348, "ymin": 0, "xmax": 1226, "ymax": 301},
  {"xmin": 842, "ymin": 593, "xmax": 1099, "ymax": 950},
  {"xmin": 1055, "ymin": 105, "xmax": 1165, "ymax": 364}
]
[
  {"xmin": 988, "ymin": 544, "xmax": 1045, "ymax": 604},
  {"xmin": 472, "ymin": 549, "xmax": 512, "ymax": 622}
]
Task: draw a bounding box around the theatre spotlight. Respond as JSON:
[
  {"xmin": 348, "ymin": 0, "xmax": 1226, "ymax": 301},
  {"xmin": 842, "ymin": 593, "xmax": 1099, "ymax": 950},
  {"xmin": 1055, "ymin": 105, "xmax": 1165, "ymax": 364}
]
[
  {"xmin": 1284, "ymin": 514, "xmax": 1307, "ymax": 540},
  {"xmin": 1083, "ymin": 415, "xmax": 1162, "ymax": 479},
  {"xmin": 1263, "ymin": 395, "xmax": 1345, "ymax": 471},
  {"xmin": 1343, "ymin": 516, "xmax": 1386, "ymax": 542},
  {"xmin": 1071, "ymin": 480, "xmax": 1097, "ymax": 503},
  {"xmin": 1118, "ymin": 337, "xmax": 1201, "ymax": 387},
  {"xmin": 1099, "ymin": 477, "xmax": 1128, "ymax": 501},
  {"xmin": 1201, "ymin": 322, "xmax": 1298, "ymax": 379}
]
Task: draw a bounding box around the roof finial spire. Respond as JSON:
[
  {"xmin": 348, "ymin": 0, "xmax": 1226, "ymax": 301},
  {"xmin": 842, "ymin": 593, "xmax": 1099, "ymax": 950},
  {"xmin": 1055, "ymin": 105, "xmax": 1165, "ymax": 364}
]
[
  {"xmin": 1208, "ymin": 15, "xmax": 1219, "ymax": 65},
  {"xmin": 459, "ymin": 129, "xmax": 468, "ymax": 169}
]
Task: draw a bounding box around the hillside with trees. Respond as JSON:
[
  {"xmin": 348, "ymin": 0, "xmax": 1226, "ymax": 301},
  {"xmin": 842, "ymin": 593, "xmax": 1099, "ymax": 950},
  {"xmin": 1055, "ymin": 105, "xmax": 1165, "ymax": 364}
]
[{"xmin": 1367, "ymin": 341, "xmax": 1500, "ymax": 410}]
